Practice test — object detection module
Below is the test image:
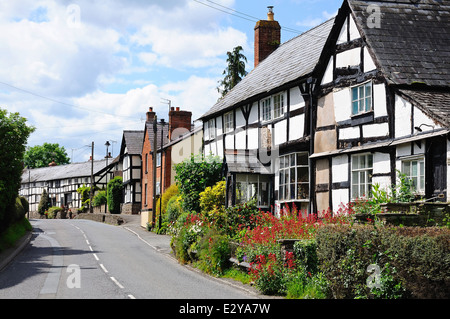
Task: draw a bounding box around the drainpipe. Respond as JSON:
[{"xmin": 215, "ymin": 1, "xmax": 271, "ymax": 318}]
[{"xmin": 307, "ymin": 77, "xmax": 317, "ymax": 215}]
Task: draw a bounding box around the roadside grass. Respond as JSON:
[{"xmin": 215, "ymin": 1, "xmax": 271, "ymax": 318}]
[
  {"xmin": 0, "ymin": 217, "xmax": 32, "ymax": 252},
  {"xmin": 220, "ymin": 265, "xmax": 252, "ymax": 285}
]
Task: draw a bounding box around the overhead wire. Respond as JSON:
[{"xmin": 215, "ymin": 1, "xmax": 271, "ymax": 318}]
[
  {"xmin": 192, "ymin": 0, "xmax": 323, "ymax": 36},
  {"xmin": 0, "ymin": 80, "xmax": 139, "ymax": 120}
]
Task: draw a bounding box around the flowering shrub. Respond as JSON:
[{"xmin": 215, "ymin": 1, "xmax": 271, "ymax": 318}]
[{"xmin": 249, "ymin": 252, "xmax": 296, "ymax": 295}]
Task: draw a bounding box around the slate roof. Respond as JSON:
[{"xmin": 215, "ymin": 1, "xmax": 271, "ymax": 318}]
[
  {"xmin": 348, "ymin": 0, "xmax": 450, "ymax": 87},
  {"xmin": 145, "ymin": 121, "xmax": 169, "ymax": 151},
  {"xmin": 21, "ymin": 160, "xmax": 108, "ymax": 183},
  {"xmin": 199, "ymin": 17, "xmax": 335, "ymax": 120},
  {"xmin": 398, "ymin": 89, "xmax": 450, "ymax": 128},
  {"xmin": 121, "ymin": 130, "xmax": 144, "ymax": 155}
]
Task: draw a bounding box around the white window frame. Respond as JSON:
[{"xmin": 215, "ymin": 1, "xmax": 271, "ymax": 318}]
[
  {"xmin": 401, "ymin": 156, "xmax": 425, "ymax": 194},
  {"xmin": 261, "ymin": 92, "xmax": 285, "ymax": 122},
  {"xmin": 156, "ymin": 152, "xmax": 161, "ymax": 167},
  {"xmin": 351, "ymin": 153, "xmax": 373, "ymax": 199},
  {"xmin": 207, "ymin": 119, "xmax": 216, "ymax": 140},
  {"xmin": 351, "ymin": 81, "xmax": 372, "ymax": 115},
  {"xmin": 236, "ymin": 174, "xmax": 271, "ymax": 208},
  {"xmin": 279, "ymin": 152, "xmax": 309, "ymax": 202},
  {"xmin": 224, "ymin": 111, "xmax": 234, "ymax": 133}
]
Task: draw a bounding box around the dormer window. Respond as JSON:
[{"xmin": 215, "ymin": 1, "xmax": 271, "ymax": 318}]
[{"xmin": 351, "ymin": 82, "xmax": 372, "ymax": 115}]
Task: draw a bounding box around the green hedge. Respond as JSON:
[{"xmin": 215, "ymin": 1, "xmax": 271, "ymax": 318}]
[{"xmin": 315, "ymin": 224, "xmax": 450, "ymax": 299}]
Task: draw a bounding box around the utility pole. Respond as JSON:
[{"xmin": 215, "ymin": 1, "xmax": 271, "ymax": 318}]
[{"xmin": 90, "ymin": 141, "xmax": 94, "ymax": 214}]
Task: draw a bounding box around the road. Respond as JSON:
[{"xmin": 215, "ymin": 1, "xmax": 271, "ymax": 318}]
[{"xmin": 0, "ymin": 218, "xmax": 259, "ymax": 300}]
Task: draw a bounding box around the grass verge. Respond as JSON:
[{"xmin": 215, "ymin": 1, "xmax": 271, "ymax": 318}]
[{"xmin": 0, "ymin": 217, "xmax": 32, "ymax": 252}]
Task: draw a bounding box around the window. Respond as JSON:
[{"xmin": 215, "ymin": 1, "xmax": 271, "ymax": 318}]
[
  {"xmin": 273, "ymin": 94, "xmax": 284, "ymax": 119},
  {"xmin": 351, "ymin": 82, "xmax": 372, "ymax": 115},
  {"xmin": 261, "ymin": 92, "xmax": 285, "ymax": 121},
  {"xmin": 207, "ymin": 119, "xmax": 216, "ymax": 140},
  {"xmin": 401, "ymin": 157, "xmax": 425, "ymax": 193},
  {"xmin": 156, "ymin": 152, "xmax": 161, "ymax": 167},
  {"xmin": 279, "ymin": 152, "xmax": 309, "ymax": 201},
  {"xmin": 236, "ymin": 174, "xmax": 270, "ymax": 207},
  {"xmin": 224, "ymin": 111, "xmax": 234, "ymax": 133},
  {"xmin": 262, "ymin": 98, "xmax": 271, "ymax": 121},
  {"xmin": 351, "ymin": 153, "xmax": 373, "ymax": 199}
]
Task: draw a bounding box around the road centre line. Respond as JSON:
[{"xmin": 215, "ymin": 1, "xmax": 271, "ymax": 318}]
[
  {"xmin": 67, "ymin": 222, "xmax": 135, "ymax": 298},
  {"xmin": 110, "ymin": 277, "xmax": 124, "ymax": 289},
  {"xmin": 100, "ymin": 264, "xmax": 108, "ymax": 273}
]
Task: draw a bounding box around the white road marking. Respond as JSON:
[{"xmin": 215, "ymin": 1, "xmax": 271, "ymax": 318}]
[{"xmin": 110, "ymin": 277, "xmax": 124, "ymax": 289}]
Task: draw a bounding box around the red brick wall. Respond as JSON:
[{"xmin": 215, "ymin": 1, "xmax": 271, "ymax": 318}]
[{"xmin": 254, "ymin": 20, "xmax": 281, "ymax": 67}]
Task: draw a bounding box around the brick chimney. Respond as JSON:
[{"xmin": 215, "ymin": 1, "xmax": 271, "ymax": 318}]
[
  {"xmin": 146, "ymin": 107, "xmax": 156, "ymax": 123},
  {"xmin": 168, "ymin": 107, "xmax": 192, "ymax": 141},
  {"xmin": 254, "ymin": 6, "xmax": 281, "ymax": 67}
]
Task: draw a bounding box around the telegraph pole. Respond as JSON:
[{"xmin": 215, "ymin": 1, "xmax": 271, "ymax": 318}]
[{"xmin": 90, "ymin": 141, "xmax": 94, "ymax": 213}]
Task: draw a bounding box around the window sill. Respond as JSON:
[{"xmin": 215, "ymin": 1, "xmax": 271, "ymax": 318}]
[{"xmin": 350, "ymin": 110, "xmax": 374, "ymax": 126}]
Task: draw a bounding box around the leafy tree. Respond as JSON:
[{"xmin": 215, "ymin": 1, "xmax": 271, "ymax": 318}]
[
  {"xmin": 174, "ymin": 154, "xmax": 223, "ymax": 213},
  {"xmin": 37, "ymin": 189, "xmax": 50, "ymax": 215},
  {"xmin": 107, "ymin": 176, "xmax": 123, "ymax": 214},
  {"xmin": 0, "ymin": 108, "xmax": 35, "ymax": 233},
  {"xmin": 24, "ymin": 142, "xmax": 70, "ymax": 168},
  {"xmin": 217, "ymin": 46, "xmax": 248, "ymax": 97}
]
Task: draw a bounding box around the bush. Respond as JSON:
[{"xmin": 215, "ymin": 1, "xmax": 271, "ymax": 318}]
[
  {"xmin": 197, "ymin": 228, "xmax": 231, "ymax": 276},
  {"xmin": 293, "ymin": 239, "xmax": 318, "ymax": 274},
  {"xmin": 156, "ymin": 184, "xmax": 179, "ymax": 217},
  {"xmin": 107, "ymin": 177, "xmax": 123, "ymax": 214},
  {"xmin": 316, "ymin": 224, "xmax": 450, "ymax": 299},
  {"xmin": 46, "ymin": 206, "xmax": 62, "ymax": 219},
  {"xmin": 174, "ymin": 154, "xmax": 222, "ymax": 213},
  {"xmin": 92, "ymin": 190, "xmax": 107, "ymax": 207},
  {"xmin": 37, "ymin": 189, "xmax": 50, "ymax": 215}
]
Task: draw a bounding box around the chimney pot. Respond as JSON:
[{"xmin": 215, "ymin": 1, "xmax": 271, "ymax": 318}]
[
  {"xmin": 176, "ymin": 107, "xmax": 180, "ymax": 111},
  {"xmin": 267, "ymin": 6, "xmax": 274, "ymax": 21}
]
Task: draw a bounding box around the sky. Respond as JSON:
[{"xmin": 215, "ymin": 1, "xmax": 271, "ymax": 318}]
[{"xmin": 0, "ymin": 0, "xmax": 343, "ymax": 163}]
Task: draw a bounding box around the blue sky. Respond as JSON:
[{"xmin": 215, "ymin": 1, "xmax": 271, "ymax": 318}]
[{"xmin": 0, "ymin": 0, "xmax": 343, "ymax": 162}]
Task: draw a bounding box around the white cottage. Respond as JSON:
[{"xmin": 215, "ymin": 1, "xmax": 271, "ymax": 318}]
[
  {"xmin": 311, "ymin": 0, "xmax": 450, "ymax": 213},
  {"xmin": 20, "ymin": 159, "xmax": 113, "ymax": 214},
  {"xmin": 119, "ymin": 130, "xmax": 144, "ymax": 214},
  {"xmin": 200, "ymin": 1, "xmax": 449, "ymax": 215},
  {"xmin": 199, "ymin": 8, "xmax": 335, "ymax": 214}
]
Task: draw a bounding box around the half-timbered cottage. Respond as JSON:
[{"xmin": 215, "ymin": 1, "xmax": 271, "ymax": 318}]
[
  {"xmin": 199, "ymin": 8, "xmax": 335, "ymax": 214},
  {"xmin": 119, "ymin": 130, "xmax": 144, "ymax": 214},
  {"xmin": 200, "ymin": 1, "xmax": 449, "ymax": 215},
  {"xmin": 311, "ymin": 0, "xmax": 450, "ymax": 213},
  {"xmin": 20, "ymin": 159, "xmax": 111, "ymax": 214}
]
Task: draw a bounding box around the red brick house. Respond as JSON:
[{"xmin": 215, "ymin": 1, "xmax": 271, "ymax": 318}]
[{"xmin": 140, "ymin": 106, "xmax": 193, "ymax": 227}]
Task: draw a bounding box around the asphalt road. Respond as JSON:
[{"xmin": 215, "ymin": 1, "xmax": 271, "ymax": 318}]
[{"xmin": 0, "ymin": 218, "xmax": 259, "ymax": 300}]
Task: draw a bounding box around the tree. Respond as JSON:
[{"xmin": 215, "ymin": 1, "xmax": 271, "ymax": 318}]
[
  {"xmin": 174, "ymin": 154, "xmax": 223, "ymax": 213},
  {"xmin": 107, "ymin": 176, "xmax": 123, "ymax": 214},
  {"xmin": 24, "ymin": 142, "xmax": 70, "ymax": 168},
  {"xmin": 217, "ymin": 46, "xmax": 248, "ymax": 97},
  {"xmin": 0, "ymin": 108, "xmax": 35, "ymax": 233}
]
